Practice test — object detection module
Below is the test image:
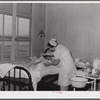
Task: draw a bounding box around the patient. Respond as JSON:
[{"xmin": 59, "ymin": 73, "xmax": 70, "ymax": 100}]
[{"xmin": 28, "ymin": 55, "xmax": 59, "ymax": 70}]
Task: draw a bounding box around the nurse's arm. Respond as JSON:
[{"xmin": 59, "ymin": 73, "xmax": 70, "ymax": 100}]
[
  {"xmin": 44, "ymin": 59, "xmax": 60, "ymax": 66},
  {"xmin": 51, "ymin": 59, "xmax": 60, "ymax": 65},
  {"xmin": 41, "ymin": 52, "xmax": 54, "ymax": 57}
]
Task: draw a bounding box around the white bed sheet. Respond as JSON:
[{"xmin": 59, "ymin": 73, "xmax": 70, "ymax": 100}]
[{"xmin": 0, "ymin": 63, "xmax": 60, "ymax": 91}]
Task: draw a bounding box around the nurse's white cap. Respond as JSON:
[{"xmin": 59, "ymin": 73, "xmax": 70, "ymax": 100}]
[{"xmin": 49, "ymin": 38, "xmax": 57, "ymax": 47}]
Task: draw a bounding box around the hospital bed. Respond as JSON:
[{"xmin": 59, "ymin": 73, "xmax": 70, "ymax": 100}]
[{"xmin": 0, "ymin": 66, "xmax": 34, "ymax": 91}]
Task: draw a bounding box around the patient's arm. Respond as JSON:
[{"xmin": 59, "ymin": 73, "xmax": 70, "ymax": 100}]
[
  {"xmin": 29, "ymin": 56, "xmax": 45, "ymax": 65},
  {"xmin": 34, "ymin": 56, "xmax": 45, "ymax": 65}
]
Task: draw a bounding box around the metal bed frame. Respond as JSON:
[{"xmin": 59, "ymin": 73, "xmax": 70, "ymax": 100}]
[{"xmin": 0, "ymin": 66, "xmax": 34, "ymax": 91}]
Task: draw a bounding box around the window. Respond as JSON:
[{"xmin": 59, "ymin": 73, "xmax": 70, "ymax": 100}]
[
  {"xmin": 0, "ymin": 15, "xmax": 12, "ymax": 62},
  {"xmin": 0, "ymin": 14, "xmax": 3, "ymax": 35},
  {"xmin": 3, "ymin": 41, "xmax": 11, "ymax": 60},
  {"xmin": 15, "ymin": 17, "xmax": 30, "ymax": 60},
  {"xmin": 0, "ymin": 41, "xmax": 3, "ymax": 60},
  {"xmin": 15, "ymin": 41, "xmax": 30, "ymax": 59},
  {"xmin": 18, "ymin": 18, "xmax": 29, "ymax": 36},
  {"xmin": 4, "ymin": 15, "xmax": 12, "ymax": 36},
  {"xmin": 0, "ymin": 41, "xmax": 11, "ymax": 62},
  {"xmin": 0, "ymin": 13, "xmax": 31, "ymax": 62}
]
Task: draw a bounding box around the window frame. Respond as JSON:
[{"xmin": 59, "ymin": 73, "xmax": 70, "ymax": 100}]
[
  {"xmin": 0, "ymin": 11, "xmax": 31, "ymax": 62},
  {"xmin": 15, "ymin": 16, "xmax": 31, "ymax": 60}
]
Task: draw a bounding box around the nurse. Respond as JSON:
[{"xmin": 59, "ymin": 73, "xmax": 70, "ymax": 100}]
[{"xmin": 42, "ymin": 38, "xmax": 77, "ymax": 91}]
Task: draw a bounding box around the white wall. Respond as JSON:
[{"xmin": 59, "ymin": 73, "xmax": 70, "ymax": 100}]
[
  {"xmin": 32, "ymin": 3, "xmax": 46, "ymax": 57},
  {"xmin": 45, "ymin": 4, "xmax": 100, "ymax": 63}
]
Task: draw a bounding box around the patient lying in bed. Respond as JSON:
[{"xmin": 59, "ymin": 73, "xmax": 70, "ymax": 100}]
[
  {"xmin": 25, "ymin": 55, "xmax": 60, "ymax": 90},
  {"xmin": 28, "ymin": 55, "xmax": 60, "ymax": 70},
  {"xmin": 28, "ymin": 55, "xmax": 60, "ymax": 81}
]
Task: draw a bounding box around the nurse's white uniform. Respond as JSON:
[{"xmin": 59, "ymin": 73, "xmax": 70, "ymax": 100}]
[{"xmin": 54, "ymin": 44, "xmax": 76, "ymax": 86}]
